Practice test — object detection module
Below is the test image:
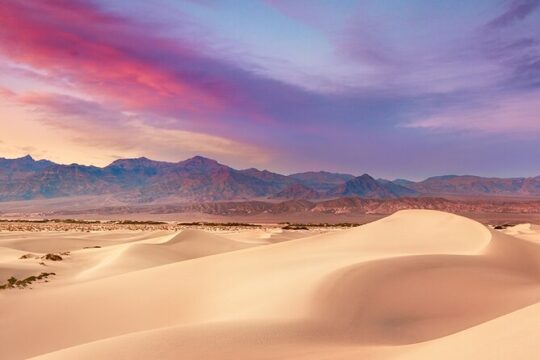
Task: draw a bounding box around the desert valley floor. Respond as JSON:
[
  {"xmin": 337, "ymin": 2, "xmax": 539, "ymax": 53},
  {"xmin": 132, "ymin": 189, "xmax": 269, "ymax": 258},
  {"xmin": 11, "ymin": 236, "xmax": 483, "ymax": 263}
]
[{"xmin": 1, "ymin": 210, "xmax": 540, "ymax": 359}]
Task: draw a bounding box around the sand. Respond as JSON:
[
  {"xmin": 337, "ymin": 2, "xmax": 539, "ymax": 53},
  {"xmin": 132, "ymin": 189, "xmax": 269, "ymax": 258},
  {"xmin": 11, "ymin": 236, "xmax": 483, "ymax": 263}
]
[
  {"xmin": 500, "ymin": 223, "xmax": 540, "ymax": 244},
  {"xmin": 0, "ymin": 210, "xmax": 539, "ymax": 359}
]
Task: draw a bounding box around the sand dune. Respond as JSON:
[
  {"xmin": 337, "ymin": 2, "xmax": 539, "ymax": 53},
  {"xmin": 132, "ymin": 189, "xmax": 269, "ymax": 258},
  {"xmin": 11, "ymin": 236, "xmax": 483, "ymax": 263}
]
[
  {"xmin": 76, "ymin": 229, "xmax": 257, "ymax": 281},
  {"xmin": 393, "ymin": 301, "xmax": 540, "ymax": 359},
  {"xmin": 1, "ymin": 210, "xmax": 539, "ymax": 359},
  {"xmin": 0, "ymin": 231, "xmax": 172, "ymax": 253},
  {"xmin": 501, "ymin": 223, "xmax": 540, "ymax": 244},
  {"xmin": 0, "ymin": 246, "xmax": 46, "ymax": 283}
]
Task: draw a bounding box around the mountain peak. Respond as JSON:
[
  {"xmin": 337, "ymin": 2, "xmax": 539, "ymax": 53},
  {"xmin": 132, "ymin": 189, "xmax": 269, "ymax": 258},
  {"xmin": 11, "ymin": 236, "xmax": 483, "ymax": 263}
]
[
  {"xmin": 357, "ymin": 173, "xmax": 375, "ymax": 180},
  {"xmin": 326, "ymin": 173, "xmax": 413, "ymax": 199},
  {"xmin": 188, "ymin": 155, "xmax": 216, "ymax": 162},
  {"xmin": 180, "ymin": 155, "xmax": 220, "ymax": 166},
  {"xmin": 18, "ymin": 154, "xmax": 34, "ymax": 162},
  {"xmin": 108, "ymin": 157, "xmax": 165, "ymax": 168}
]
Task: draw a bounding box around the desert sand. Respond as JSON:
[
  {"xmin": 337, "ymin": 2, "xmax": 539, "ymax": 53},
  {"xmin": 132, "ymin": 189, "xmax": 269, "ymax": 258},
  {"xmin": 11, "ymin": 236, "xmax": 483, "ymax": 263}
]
[{"xmin": 0, "ymin": 210, "xmax": 539, "ymax": 359}]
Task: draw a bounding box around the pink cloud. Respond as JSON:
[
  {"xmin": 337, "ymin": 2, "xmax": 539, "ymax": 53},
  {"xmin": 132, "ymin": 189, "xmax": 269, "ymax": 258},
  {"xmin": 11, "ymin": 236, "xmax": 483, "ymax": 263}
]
[
  {"xmin": 0, "ymin": 0, "xmax": 273, "ymax": 126},
  {"xmin": 0, "ymin": 86, "xmax": 16, "ymax": 99},
  {"xmin": 3, "ymin": 89, "xmax": 269, "ymax": 166}
]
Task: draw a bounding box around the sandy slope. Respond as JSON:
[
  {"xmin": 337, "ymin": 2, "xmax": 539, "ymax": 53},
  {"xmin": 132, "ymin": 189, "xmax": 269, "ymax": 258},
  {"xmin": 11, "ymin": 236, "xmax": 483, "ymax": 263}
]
[
  {"xmin": 501, "ymin": 223, "xmax": 540, "ymax": 244},
  {"xmin": 0, "ymin": 210, "xmax": 539, "ymax": 359},
  {"xmin": 75, "ymin": 229, "xmax": 257, "ymax": 281}
]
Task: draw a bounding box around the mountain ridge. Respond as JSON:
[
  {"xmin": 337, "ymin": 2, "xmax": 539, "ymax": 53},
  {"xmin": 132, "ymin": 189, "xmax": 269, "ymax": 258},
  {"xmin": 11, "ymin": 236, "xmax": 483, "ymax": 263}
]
[{"xmin": 1, "ymin": 155, "xmax": 540, "ymax": 202}]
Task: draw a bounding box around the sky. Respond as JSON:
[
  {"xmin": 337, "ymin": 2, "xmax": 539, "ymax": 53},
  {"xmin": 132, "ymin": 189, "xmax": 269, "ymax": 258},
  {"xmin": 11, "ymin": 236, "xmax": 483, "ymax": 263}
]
[{"xmin": 0, "ymin": 0, "xmax": 539, "ymax": 180}]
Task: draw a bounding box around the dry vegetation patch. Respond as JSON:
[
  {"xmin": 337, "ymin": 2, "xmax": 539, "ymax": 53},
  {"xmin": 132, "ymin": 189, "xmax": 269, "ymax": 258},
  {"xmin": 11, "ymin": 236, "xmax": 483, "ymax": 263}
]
[{"xmin": 0, "ymin": 272, "xmax": 56, "ymax": 290}]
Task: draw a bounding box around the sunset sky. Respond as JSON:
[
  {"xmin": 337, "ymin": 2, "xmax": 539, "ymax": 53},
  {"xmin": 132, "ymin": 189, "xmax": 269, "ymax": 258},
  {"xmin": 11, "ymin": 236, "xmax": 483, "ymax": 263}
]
[{"xmin": 0, "ymin": 0, "xmax": 539, "ymax": 179}]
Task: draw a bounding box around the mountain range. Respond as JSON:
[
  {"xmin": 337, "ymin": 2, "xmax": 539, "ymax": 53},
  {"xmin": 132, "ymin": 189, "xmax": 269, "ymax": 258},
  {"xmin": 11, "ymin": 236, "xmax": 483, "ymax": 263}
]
[{"xmin": 1, "ymin": 155, "xmax": 540, "ymax": 203}]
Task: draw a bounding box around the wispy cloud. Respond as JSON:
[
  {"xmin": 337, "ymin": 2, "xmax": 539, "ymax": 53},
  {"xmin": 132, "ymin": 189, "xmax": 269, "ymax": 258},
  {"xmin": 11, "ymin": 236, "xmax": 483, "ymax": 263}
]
[
  {"xmin": 0, "ymin": 87, "xmax": 16, "ymax": 99},
  {"xmin": 0, "ymin": 0, "xmax": 264, "ymax": 126},
  {"xmin": 486, "ymin": 0, "xmax": 540, "ymax": 28},
  {"xmin": 405, "ymin": 91, "xmax": 540, "ymax": 134},
  {"xmin": 10, "ymin": 91, "xmax": 269, "ymax": 165}
]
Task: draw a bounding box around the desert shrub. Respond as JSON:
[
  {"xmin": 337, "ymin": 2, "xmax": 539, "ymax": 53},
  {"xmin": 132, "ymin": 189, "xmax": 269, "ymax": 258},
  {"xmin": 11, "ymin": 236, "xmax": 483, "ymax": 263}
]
[
  {"xmin": 282, "ymin": 223, "xmax": 361, "ymax": 229},
  {"xmin": 0, "ymin": 272, "xmax": 56, "ymax": 290},
  {"xmin": 178, "ymin": 222, "xmax": 261, "ymax": 227},
  {"xmin": 282, "ymin": 225, "xmax": 309, "ymax": 230},
  {"xmin": 117, "ymin": 220, "xmax": 167, "ymax": 225},
  {"xmin": 43, "ymin": 254, "xmax": 63, "ymax": 261},
  {"xmin": 494, "ymin": 224, "xmax": 515, "ymax": 230}
]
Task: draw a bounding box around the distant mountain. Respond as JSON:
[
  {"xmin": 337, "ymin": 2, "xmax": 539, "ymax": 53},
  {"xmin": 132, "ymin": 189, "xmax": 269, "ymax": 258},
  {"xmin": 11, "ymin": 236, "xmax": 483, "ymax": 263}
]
[
  {"xmin": 289, "ymin": 171, "xmax": 355, "ymax": 192},
  {"xmin": 0, "ymin": 155, "xmax": 54, "ymax": 181},
  {"xmin": 522, "ymin": 176, "xmax": 540, "ymax": 194},
  {"xmin": 135, "ymin": 156, "xmax": 281, "ymax": 202},
  {"xmin": 1, "ymin": 155, "xmax": 540, "ymax": 203},
  {"xmin": 0, "ymin": 156, "xmax": 354, "ymax": 202},
  {"xmin": 239, "ymin": 168, "xmax": 296, "ymax": 191},
  {"xmin": 380, "ymin": 180, "xmax": 419, "ymax": 197},
  {"xmin": 0, "ymin": 156, "xmax": 107, "ymax": 201},
  {"xmin": 0, "ymin": 155, "xmax": 305, "ymax": 203},
  {"xmin": 391, "ymin": 178, "xmax": 416, "ymax": 188},
  {"xmin": 270, "ymin": 183, "xmax": 320, "ymax": 200},
  {"xmin": 327, "ymin": 174, "xmax": 417, "ymax": 199},
  {"xmin": 50, "ymin": 197, "xmax": 540, "ymax": 219},
  {"xmin": 403, "ymin": 175, "xmax": 540, "ymax": 197}
]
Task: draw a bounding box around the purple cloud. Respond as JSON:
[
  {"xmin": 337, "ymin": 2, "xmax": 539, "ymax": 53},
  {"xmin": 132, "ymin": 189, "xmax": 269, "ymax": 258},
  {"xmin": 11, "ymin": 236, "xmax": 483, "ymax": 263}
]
[{"xmin": 487, "ymin": 0, "xmax": 540, "ymax": 28}]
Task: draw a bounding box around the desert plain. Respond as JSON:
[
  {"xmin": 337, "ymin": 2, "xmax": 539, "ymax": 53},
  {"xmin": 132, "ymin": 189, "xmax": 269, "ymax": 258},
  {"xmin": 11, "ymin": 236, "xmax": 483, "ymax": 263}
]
[{"xmin": 0, "ymin": 210, "xmax": 539, "ymax": 359}]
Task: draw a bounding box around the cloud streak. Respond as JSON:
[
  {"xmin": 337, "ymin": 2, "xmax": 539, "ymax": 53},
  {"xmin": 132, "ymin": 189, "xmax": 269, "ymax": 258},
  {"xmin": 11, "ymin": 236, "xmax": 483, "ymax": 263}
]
[
  {"xmin": 405, "ymin": 91, "xmax": 540, "ymax": 134},
  {"xmin": 8, "ymin": 90, "xmax": 269, "ymax": 165},
  {"xmin": 486, "ymin": 0, "xmax": 540, "ymax": 28}
]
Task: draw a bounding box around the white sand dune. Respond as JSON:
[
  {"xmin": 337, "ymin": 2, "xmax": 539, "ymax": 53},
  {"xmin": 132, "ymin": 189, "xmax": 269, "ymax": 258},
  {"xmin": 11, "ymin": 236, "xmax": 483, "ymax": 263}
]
[
  {"xmin": 0, "ymin": 246, "xmax": 46, "ymax": 283},
  {"xmin": 501, "ymin": 223, "xmax": 540, "ymax": 244},
  {"xmin": 392, "ymin": 301, "xmax": 540, "ymax": 359},
  {"xmin": 75, "ymin": 229, "xmax": 257, "ymax": 281},
  {"xmin": 0, "ymin": 210, "xmax": 539, "ymax": 359},
  {"xmin": 0, "ymin": 231, "xmax": 171, "ymax": 253},
  {"xmin": 220, "ymin": 227, "xmax": 323, "ymax": 244}
]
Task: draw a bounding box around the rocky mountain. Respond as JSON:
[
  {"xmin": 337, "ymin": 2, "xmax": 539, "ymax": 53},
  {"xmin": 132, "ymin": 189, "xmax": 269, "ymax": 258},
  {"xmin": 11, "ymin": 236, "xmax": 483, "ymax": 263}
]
[
  {"xmin": 103, "ymin": 157, "xmax": 172, "ymax": 187},
  {"xmin": 270, "ymin": 183, "xmax": 320, "ymax": 200},
  {"xmin": 238, "ymin": 168, "xmax": 296, "ymax": 192},
  {"xmin": 0, "ymin": 155, "xmax": 54, "ymax": 182},
  {"xmin": 289, "ymin": 171, "xmax": 355, "ymax": 192},
  {"xmin": 377, "ymin": 178, "xmax": 419, "ymax": 197},
  {"xmin": 390, "ymin": 178, "xmax": 416, "ymax": 188},
  {"xmin": 522, "ymin": 176, "xmax": 540, "ymax": 194},
  {"xmin": 401, "ymin": 175, "xmax": 540, "ymax": 197},
  {"xmin": 1, "ymin": 155, "xmax": 540, "ymax": 203},
  {"xmin": 0, "ymin": 155, "xmax": 298, "ymax": 202},
  {"xmin": 0, "ymin": 156, "xmax": 111, "ymax": 201},
  {"xmin": 49, "ymin": 197, "xmax": 540, "ymax": 220},
  {"xmin": 327, "ymin": 174, "xmax": 417, "ymax": 199},
  {"xmin": 135, "ymin": 156, "xmax": 281, "ymax": 202},
  {"xmin": 15, "ymin": 164, "xmax": 115, "ymax": 200}
]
